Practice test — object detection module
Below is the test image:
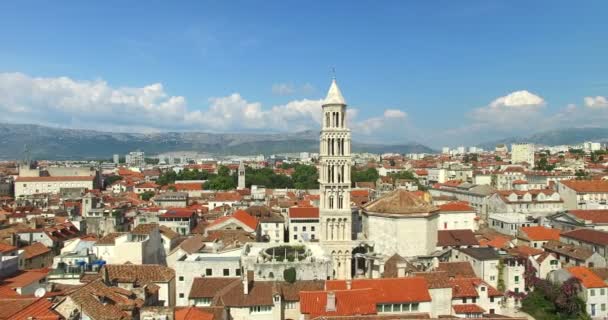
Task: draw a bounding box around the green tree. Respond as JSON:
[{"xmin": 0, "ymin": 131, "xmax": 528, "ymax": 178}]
[
  {"xmin": 104, "ymin": 175, "xmax": 123, "ymax": 187},
  {"xmin": 495, "ymin": 155, "xmax": 502, "ymax": 161},
  {"xmin": 218, "ymin": 165, "xmax": 230, "ymax": 177},
  {"xmin": 351, "ymin": 167, "xmax": 379, "ymax": 186},
  {"xmin": 283, "ymin": 267, "xmax": 297, "ymax": 283},
  {"xmin": 140, "ymin": 191, "xmax": 155, "ymax": 201},
  {"xmin": 205, "ymin": 176, "xmax": 236, "ymax": 190},
  {"xmin": 292, "ymin": 164, "xmax": 319, "ymax": 189}
]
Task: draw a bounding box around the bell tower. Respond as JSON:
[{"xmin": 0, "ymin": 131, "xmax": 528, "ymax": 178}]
[{"xmin": 318, "ymin": 78, "xmax": 353, "ymax": 279}]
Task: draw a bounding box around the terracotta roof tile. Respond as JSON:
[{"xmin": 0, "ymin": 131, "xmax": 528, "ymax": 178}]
[
  {"xmin": 22, "ymin": 242, "xmax": 51, "ymax": 259},
  {"xmin": 437, "ymin": 230, "xmax": 479, "ymax": 247},
  {"xmin": 520, "ymin": 226, "xmax": 560, "ymax": 241},
  {"xmin": 438, "ymin": 201, "xmax": 474, "ymax": 212},
  {"xmin": 0, "ymin": 297, "xmax": 60, "ymax": 320},
  {"xmin": 453, "ymin": 304, "xmax": 485, "ymax": 314},
  {"xmin": 561, "ymin": 180, "xmax": 608, "ymax": 193},
  {"xmin": 569, "ymin": 210, "xmax": 608, "ymax": 224},
  {"xmin": 568, "ymin": 266, "xmax": 607, "ymax": 288},
  {"xmin": 289, "ymin": 206, "xmax": 320, "ymax": 219},
  {"xmin": 562, "ymin": 228, "xmax": 608, "ymax": 246}
]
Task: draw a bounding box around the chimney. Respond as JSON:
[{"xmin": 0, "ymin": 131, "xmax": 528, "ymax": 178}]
[
  {"xmin": 397, "ymin": 262, "xmax": 406, "ymax": 278},
  {"xmin": 346, "ymin": 279, "xmax": 352, "ymax": 290},
  {"xmin": 326, "ymin": 291, "xmax": 336, "ymax": 312},
  {"xmin": 243, "ymin": 269, "xmax": 252, "ymax": 295}
]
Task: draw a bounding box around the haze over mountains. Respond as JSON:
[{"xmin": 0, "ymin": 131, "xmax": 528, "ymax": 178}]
[
  {"xmin": 0, "ymin": 123, "xmax": 434, "ymax": 160},
  {"xmin": 1, "ymin": 123, "xmax": 607, "ymax": 160}
]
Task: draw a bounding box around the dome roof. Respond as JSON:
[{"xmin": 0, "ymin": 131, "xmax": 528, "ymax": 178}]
[
  {"xmin": 362, "ymin": 189, "xmax": 439, "ymax": 215},
  {"xmin": 323, "ymin": 79, "xmax": 346, "ymax": 105}
]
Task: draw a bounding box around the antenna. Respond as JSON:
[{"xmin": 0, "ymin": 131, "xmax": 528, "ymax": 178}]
[
  {"xmin": 331, "ymin": 67, "xmax": 336, "ymax": 80},
  {"xmin": 34, "ymin": 287, "xmax": 46, "ymax": 298}
]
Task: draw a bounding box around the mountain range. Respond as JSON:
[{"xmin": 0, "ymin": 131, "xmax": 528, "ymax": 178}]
[
  {"xmin": 478, "ymin": 127, "xmax": 608, "ymax": 150},
  {"xmin": 0, "ymin": 123, "xmax": 435, "ymax": 160}
]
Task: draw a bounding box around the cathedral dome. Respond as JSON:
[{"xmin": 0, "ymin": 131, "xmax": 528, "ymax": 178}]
[{"xmin": 362, "ymin": 189, "xmax": 439, "ymax": 216}]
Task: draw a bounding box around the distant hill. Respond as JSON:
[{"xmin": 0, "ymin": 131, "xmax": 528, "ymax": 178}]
[
  {"xmin": 0, "ymin": 123, "xmax": 436, "ymax": 160},
  {"xmin": 479, "ymin": 127, "xmax": 608, "ymax": 149}
]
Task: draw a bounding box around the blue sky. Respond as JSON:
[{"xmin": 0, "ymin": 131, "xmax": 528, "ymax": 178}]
[{"xmin": 0, "ymin": 1, "xmax": 607, "ymax": 147}]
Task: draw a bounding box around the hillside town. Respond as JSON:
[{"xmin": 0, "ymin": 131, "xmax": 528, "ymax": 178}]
[{"xmin": 0, "ymin": 79, "xmax": 607, "ymax": 320}]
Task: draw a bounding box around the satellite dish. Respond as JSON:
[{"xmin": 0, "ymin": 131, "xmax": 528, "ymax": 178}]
[{"xmin": 34, "ymin": 288, "xmax": 46, "ymax": 298}]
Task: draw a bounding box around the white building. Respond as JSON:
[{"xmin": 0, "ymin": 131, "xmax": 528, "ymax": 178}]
[
  {"xmin": 557, "ymin": 180, "xmax": 608, "ymax": 210},
  {"xmin": 288, "ymin": 206, "xmax": 320, "ymax": 243},
  {"xmin": 511, "ymin": 143, "xmax": 535, "ymax": 165},
  {"xmin": 125, "ymin": 150, "xmax": 145, "ymax": 167},
  {"xmin": 437, "ymin": 201, "xmax": 478, "ymax": 231},
  {"xmin": 92, "ymin": 227, "xmax": 165, "ymax": 265},
  {"xmin": 362, "ymin": 189, "xmax": 439, "ymax": 258},
  {"xmin": 14, "ymin": 176, "xmax": 95, "ymax": 197}
]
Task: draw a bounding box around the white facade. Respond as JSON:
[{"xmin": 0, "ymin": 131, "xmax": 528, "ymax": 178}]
[
  {"xmin": 438, "ymin": 211, "xmax": 478, "ymax": 231},
  {"xmin": 260, "ymin": 221, "xmax": 285, "ymax": 243},
  {"xmin": 363, "ymin": 213, "xmax": 438, "ymax": 258},
  {"xmin": 511, "ymin": 143, "xmax": 535, "ymax": 165},
  {"xmin": 289, "ymin": 218, "xmax": 319, "ymax": 243},
  {"xmin": 174, "ymin": 248, "xmax": 242, "ymax": 306},
  {"xmin": 15, "ymin": 177, "xmax": 94, "ymax": 197}
]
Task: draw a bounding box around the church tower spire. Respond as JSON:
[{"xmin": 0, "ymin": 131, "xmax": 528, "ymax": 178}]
[{"xmin": 318, "ymin": 78, "xmax": 353, "ymax": 279}]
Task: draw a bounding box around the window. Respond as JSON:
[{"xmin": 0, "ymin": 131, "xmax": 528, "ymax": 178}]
[
  {"xmin": 285, "ymin": 301, "xmax": 297, "ymax": 309},
  {"xmin": 236, "ymin": 269, "xmax": 241, "ymax": 276},
  {"xmin": 490, "ymin": 276, "xmax": 496, "ymax": 281},
  {"xmin": 550, "ymin": 260, "xmax": 558, "ymax": 265},
  {"xmin": 514, "ymin": 276, "xmax": 520, "ymax": 284},
  {"xmin": 411, "ymin": 303, "xmax": 419, "ymax": 312},
  {"xmin": 194, "ymin": 297, "xmax": 212, "ymax": 306},
  {"xmin": 591, "ymin": 289, "xmax": 596, "ymax": 297},
  {"xmin": 179, "ymin": 276, "xmax": 184, "ymax": 281},
  {"xmin": 294, "ymin": 226, "xmax": 298, "ymax": 231},
  {"xmin": 472, "ymin": 298, "xmax": 476, "ymax": 303},
  {"xmin": 250, "ymin": 306, "xmax": 272, "ymax": 314},
  {"xmin": 206, "ymin": 269, "xmax": 212, "ymax": 276},
  {"xmin": 179, "ymin": 293, "xmax": 184, "ymax": 298},
  {"xmin": 311, "ymin": 234, "xmax": 315, "ymax": 240},
  {"xmin": 311, "ymin": 226, "xmax": 315, "ymax": 231},
  {"xmin": 602, "ymin": 304, "xmax": 606, "ymax": 311},
  {"xmin": 602, "ymin": 288, "xmax": 606, "ymax": 296},
  {"xmin": 480, "ymin": 287, "xmax": 486, "ymax": 292},
  {"xmin": 490, "ymin": 297, "xmax": 495, "ymax": 303},
  {"xmin": 462, "ymin": 298, "xmax": 467, "ymax": 303},
  {"xmin": 303, "ymin": 226, "xmax": 307, "ymax": 232}
]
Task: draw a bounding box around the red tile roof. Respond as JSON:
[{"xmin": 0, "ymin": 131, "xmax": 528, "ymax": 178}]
[
  {"xmin": 0, "ymin": 297, "xmax": 60, "ymax": 320},
  {"xmin": 213, "ymin": 192, "xmax": 242, "ymax": 202},
  {"xmin": 233, "ymin": 210, "xmax": 259, "ymax": 230},
  {"xmin": 568, "ymin": 266, "xmax": 607, "ymax": 288},
  {"xmin": 22, "ymin": 242, "xmax": 51, "ymax": 259},
  {"xmin": 562, "ymin": 228, "xmax": 608, "ymax": 246},
  {"xmin": 0, "ymin": 242, "xmax": 17, "ymax": 254},
  {"xmin": 159, "ymin": 209, "xmax": 196, "ymax": 218},
  {"xmin": 450, "ymin": 278, "xmax": 502, "ymax": 298},
  {"xmin": 569, "ymin": 210, "xmax": 608, "ymax": 224},
  {"xmin": 561, "ymin": 180, "xmax": 608, "ymax": 193},
  {"xmin": 325, "ymin": 278, "xmax": 431, "ymax": 303},
  {"xmin": 207, "ymin": 210, "xmax": 259, "ymax": 231},
  {"xmin": 174, "ymin": 307, "xmax": 214, "ymax": 320},
  {"xmin": 438, "ymin": 201, "xmax": 474, "ymax": 212},
  {"xmin": 453, "ymin": 304, "xmax": 485, "ymax": 314},
  {"xmin": 175, "ymin": 183, "xmax": 204, "ymax": 191},
  {"xmin": 289, "ymin": 206, "xmax": 320, "ymax": 219},
  {"xmin": 300, "ymin": 288, "xmax": 377, "ymax": 318},
  {"xmin": 520, "ymin": 226, "xmax": 560, "ymax": 241}
]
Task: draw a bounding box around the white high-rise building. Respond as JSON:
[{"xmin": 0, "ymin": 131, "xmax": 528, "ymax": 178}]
[
  {"xmin": 113, "ymin": 154, "xmax": 120, "ymax": 164},
  {"xmin": 126, "ymin": 150, "xmax": 145, "ymax": 167},
  {"xmin": 318, "ymin": 78, "xmax": 355, "ymax": 280},
  {"xmin": 511, "ymin": 143, "xmax": 535, "ymax": 165},
  {"xmin": 441, "ymin": 147, "xmax": 450, "ymax": 154}
]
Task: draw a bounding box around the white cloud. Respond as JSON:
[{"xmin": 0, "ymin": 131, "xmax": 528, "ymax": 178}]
[
  {"xmin": 0, "ymin": 72, "xmax": 408, "ymax": 136},
  {"xmin": 271, "ymin": 82, "xmax": 316, "ymax": 96},
  {"xmin": 383, "ymin": 109, "xmax": 407, "ymax": 119},
  {"xmin": 584, "ymin": 96, "xmax": 608, "ymax": 108},
  {"xmin": 489, "ymin": 90, "xmax": 545, "ymax": 109},
  {"xmin": 271, "ymin": 83, "xmax": 295, "ymax": 96},
  {"xmin": 470, "ymin": 90, "xmax": 545, "ymax": 130}
]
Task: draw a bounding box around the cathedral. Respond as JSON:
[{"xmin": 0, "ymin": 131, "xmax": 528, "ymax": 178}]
[{"xmin": 318, "ymin": 78, "xmax": 358, "ymax": 279}]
